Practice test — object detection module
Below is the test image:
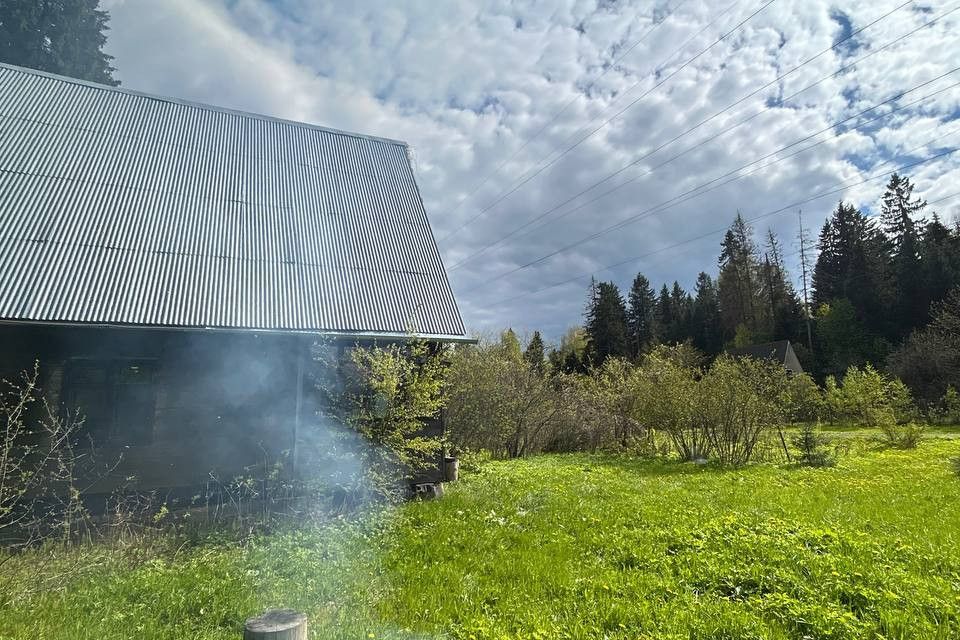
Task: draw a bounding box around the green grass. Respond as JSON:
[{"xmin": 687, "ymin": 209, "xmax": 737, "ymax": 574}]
[{"xmin": 3, "ymin": 438, "xmax": 960, "ymax": 639}]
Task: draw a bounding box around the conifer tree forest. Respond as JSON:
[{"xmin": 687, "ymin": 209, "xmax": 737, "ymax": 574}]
[{"xmin": 546, "ymin": 173, "xmax": 960, "ymax": 405}]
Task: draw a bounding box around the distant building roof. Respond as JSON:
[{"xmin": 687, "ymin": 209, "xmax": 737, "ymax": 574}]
[
  {"xmin": 726, "ymin": 340, "xmax": 804, "ymax": 374},
  {"xmin": 0, "ymin": 63, "xmax": 466, "ymax": 340}
]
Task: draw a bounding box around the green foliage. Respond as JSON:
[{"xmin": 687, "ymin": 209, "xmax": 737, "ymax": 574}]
[
  {"xmin": 626, "ymin": 273, "xmax": 657, "ymax": 357},
  {"xmin": 888, "ymin": 288, "xmax": 960, "ymax": 405},
  {"xmin": 791, "ymin": 423, "xmax": 835, "ymax": 467},
  {"xmin": 446, "ymin": 338, "xmax": 559, "ymax": 458},
  {"xmin": 823, "ymin": 365, "xmax": 912, "ymax": 427},
  {"xmin": 522, "ymin": 331, "xmax": 546, "ymax": 376},
  {"xmin": 4, "ymin": 443, "xmax": 960, "ymax": 639},
  {"xmin": 698, "ymin": 355, "xmax": 789, "ymax": 465},
  {"xmin": 317, "ymin": 340, "xmax": 447, "ymax": 503},
  {"xmin": 0, "ymin": 0, "xmax": 119, "ymax": 85},
  {"xmin": 548, "ymin": 325, "xmax": 589, "ymax": 374},
  {"xmin": 577, "ymin": 357, "xmax": 647, "ymax": 450},
  {"xmin": 879, "ymin": 422, "xmax": 925, "ymax": 450},
  {"xmin": 784, "ymin": 372, "xmax": 824, "ymax": 423},
  {"xmin": 944, "ymin": 386, "xmax": 960, "ymax": 425}
]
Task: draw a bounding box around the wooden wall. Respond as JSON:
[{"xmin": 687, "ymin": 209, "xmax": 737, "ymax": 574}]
[
  {"xmin": 0, "ymin": 324, "xmax": 304, "ymax": 493},
  {"xmin": 0, "ymin": 323, "xmax": 445, "ymax": 494}
]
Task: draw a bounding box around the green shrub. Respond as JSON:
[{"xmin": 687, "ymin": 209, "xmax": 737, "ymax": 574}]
[
  {"xmin": 943, "ymin": 386, "xmax": 960, "ymax": 425},
  {"xmin": 697, "ymin": 355, "xmax": 789, "ymax": 465},
  {"xmin": 791, "ymin": 423, "xmax": 835, "ymax": 467},
  {"xmin": 824, "ymin": 365, "xmax": 914, "ymax": 427},
  {"xmin": 446, "ymin": 335, "xmax": 562, "ymax": 458},
  {"xmin": 880, "ymin": 422, "xmax": 925, "ymax": 449},
  {"xmin": 315, "ymin": 339, "xmax": 447, "ymax": 503},
  {"xmin": 784, "ymin": 372, "xmax": 824, "ymax": 423}
]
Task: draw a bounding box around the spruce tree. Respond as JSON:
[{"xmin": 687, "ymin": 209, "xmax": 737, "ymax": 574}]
[
  {"xmin": 656, "ymin": 284, "xmax": 673, "ymax": 343},
  {"xmin": 669, "ymin": 281, "xmax": 693, "ymax": 343},
  {"xmin": 920, "ymin": 214, "xmax": 960, "ymax": 315},
  {"xmin": 524, "ymin": 331, "xmax": 546, "ymax": 376},
  {"xmin": 585, "ymin": 281, "xmax": 630, "ymax": 365},
  {"xmin": 812, "ymin": 201, "xmax": 890, "ymax": 336},
  {"xmin": 626, "ymin": 273, "xmax": 657, "ymax": 357},
  {"xmin": 761, "ymin": 230, "xmax": 804, "ymax": 342},
  {"xmin": 718, "ymin": 213, "xmax": 762, "ymax": 339},
  {"xmin": 691, "ymin": 272, "xmax": 723, "ymax": 356},
  {"xmin": 0, "ymin": 0, "xmax": 119, "ymax": 85},
  {"xmin": 880, "ymin": 173, "xmax": 927, "ymax": 334}
]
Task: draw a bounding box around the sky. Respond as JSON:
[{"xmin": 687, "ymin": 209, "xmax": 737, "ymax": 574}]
[{"xmin": 99, "ymin": 0, "xmax": 960, "ymax": 343}]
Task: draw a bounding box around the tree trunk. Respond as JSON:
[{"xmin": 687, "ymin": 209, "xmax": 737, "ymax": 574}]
[{"xmin": 243, "ymin": 609, "xmax": 307, "ymax": 640}]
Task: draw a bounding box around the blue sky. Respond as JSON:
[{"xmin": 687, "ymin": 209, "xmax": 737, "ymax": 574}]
[{"xmin": 101, "ymin": 0, "xmax": 960, "ymax": 343}]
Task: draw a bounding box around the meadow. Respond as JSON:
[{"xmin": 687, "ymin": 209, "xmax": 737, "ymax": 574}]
[{"xmin": 2, "ymin": 435, "xmax": 959, "ymax": 640}]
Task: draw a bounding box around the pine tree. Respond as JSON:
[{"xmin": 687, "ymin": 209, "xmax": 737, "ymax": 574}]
[
  {"xmin": 524, "ymin": 331, "xmax": 546, "ymax": 376},
  {"xmin": 626, "ymin": 273, "xmax": 657, "ymax": 357},
  {"xmin": 0, "ymin": 0, "xmax": 119, "ymax": 85},
  {"xmin": 691, "ymin": 272, "xmax": 723, "ymax": 356},
  {"xmin": 585, "ymin": 281, "xmax": 630, "ymax": 365}
]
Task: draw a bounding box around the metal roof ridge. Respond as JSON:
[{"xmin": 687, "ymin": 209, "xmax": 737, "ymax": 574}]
[{"xmin": 0, "ymin": 62, "xmax": 410, "ymax": 148}]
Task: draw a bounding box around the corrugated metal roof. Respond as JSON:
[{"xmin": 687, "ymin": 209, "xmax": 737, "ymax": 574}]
[{"xmin": 0, "ymin": 63, "xmax": 466, "ymax": 339}]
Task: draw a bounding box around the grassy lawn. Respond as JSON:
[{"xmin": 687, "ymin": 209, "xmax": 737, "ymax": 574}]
[{"xmin": 2, "ymin": 438, "xmax": 960, "ymax": 639}]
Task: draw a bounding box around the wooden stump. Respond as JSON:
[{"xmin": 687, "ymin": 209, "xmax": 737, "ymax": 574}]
[
  {"xmin": 243, "ymin": 609, "xmax": 307, "ymax": 640},
  {"xmin": 444, "ymin": 456, "xmax": 460, "ymax": 482}
]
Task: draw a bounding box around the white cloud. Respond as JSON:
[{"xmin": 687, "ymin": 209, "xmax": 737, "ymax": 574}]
[{"xmin": 102, "ymin": 0, "xmax": 960, "ymax": 341}]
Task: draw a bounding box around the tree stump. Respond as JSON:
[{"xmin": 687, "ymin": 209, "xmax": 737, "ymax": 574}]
[{"xmin": 243, "ymin": 609, "xmax": 307, "ymax": 640}]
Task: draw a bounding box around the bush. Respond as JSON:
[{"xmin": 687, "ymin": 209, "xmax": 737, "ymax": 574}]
[
  {"xmin": 578, "ymin": 357, "xmax": 648, "ymax": 451},
  {"xmin": 446, "ymin": 336, "xmax": 561, "ymax": 459},
  {"xmin": 942, "ymin": 386, "xmax": 960, "ymax": 425},
  {"xmin": 791, "ymin": 423, "xmax": 835, "ymax": 467},
  {"xmin": 696, "ymin": 355, "xmax": 789, "ymax": 466},
  {"xmin": 784, "ymin": 372, "xmax": 824, "ymax": 423},
  {"xmin": 823, "ymin": 365, "xmax": 913, "ymax": 427},
  {"xmin": 635, "ymin": 346, "xmax": 704, "ymax": 461},
  {"xmin": 0, "ymin": 363, "xmax": 91, "ymax": 549},
  {"xmin": 888, "ymin": 288, "xmax": 960, "ymax": 405},
  {"xmin": 315, "ymin": 339, "xmax": 447, "ymax": 503},
  {"xmin": 879, "ymin": 422, "xmax": 925, "ymax": 449}
]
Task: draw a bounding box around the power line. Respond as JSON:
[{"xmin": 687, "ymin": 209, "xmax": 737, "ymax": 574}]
[
  {"xmin": 444, "ymin": 0, "xmax": 693, "ymax": 219},
  {"xmin": 449, "ymin": 64, "xmax": 960, "ymax": 271},
  {"xmin": 448, "ymin": 0, "xmax": 944, "ymax": 269},
  {"xmin": 478, "ymin": 144, "xmax": 959, "ymax": 308},
  {"xmin": 463, "ymin": 83, "xmax": 960, "ymax": 292},
  {"xmin": 439, "ymin": 0, "xmax": 775, "ymax": 242}
]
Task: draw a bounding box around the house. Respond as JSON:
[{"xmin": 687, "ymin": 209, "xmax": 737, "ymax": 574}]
[
  {"xmin": 0, "ymin": 63, "xmax": 467, "ymax": 493},
  {"xmin": 726, "ymin": 340, "xmax": 804, "ymax": 375}
]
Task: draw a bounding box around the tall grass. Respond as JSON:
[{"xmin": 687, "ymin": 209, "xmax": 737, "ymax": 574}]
[{"xmin": 2, "ymin": 439, "xmax": 959, "ymax": 639}]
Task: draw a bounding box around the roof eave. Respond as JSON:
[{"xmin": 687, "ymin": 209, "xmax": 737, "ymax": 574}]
[{"xmin": 0, "ymin": 318, "xmax": 476, "ymax": 344}]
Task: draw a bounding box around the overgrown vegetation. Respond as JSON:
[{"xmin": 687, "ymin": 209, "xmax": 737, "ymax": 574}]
[
  {"xmin": 313, "ymin": 339, "xmax": 448, "ymax": 504},
  {"xmin": 2, "ymin": 439, "xmax": 958, "ymax": 639},
  {"xmin": 444, "ymin": 331, "xmax": 936, "ymax": 464}
]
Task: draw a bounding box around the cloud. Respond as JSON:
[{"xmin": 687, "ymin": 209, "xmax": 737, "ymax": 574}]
[{"xmin": 102, "ymin": 0, "xmax": 960, "ymax": 342}]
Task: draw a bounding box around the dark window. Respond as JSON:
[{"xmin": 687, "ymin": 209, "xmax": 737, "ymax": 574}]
[{"xmin": 65, "ymin": 359, "xmax": 157, "ymax": 446}]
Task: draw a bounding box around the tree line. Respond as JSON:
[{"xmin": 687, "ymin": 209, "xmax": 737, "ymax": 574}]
[{"xmin": 541, "ymin": 173, "xmax": 960, "ymax": 405}]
